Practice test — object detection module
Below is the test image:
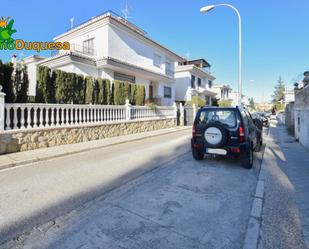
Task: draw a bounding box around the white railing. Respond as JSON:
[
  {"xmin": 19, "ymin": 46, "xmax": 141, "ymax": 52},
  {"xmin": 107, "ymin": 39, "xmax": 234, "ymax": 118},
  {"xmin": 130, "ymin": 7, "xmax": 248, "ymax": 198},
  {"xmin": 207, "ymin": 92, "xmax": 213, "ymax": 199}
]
[
  {"xmin": 131, "ymin": 106, "xmax": 176, "ymax": 120},
  {"xmin": 2, "ymin": 101, "xmax": 177, "ymax": 131}
]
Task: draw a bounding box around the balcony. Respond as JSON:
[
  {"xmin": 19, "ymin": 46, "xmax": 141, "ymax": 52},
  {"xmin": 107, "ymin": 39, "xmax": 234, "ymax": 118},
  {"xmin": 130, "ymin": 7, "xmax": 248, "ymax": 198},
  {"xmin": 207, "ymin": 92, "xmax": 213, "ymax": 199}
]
[
  {"xmin": 165, "ymin": 69, "xmax": 174, "ymax": 77},
  {"xmin": 51, "ymin": 43, "xmax": 97, "ymax": 57}
]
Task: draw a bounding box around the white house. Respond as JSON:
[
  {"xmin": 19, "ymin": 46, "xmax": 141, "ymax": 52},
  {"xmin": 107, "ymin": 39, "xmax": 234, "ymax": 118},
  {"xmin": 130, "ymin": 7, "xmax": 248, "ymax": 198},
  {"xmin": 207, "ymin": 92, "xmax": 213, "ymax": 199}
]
[
  {"xmin": 211, "ymin": 84, "xmax": 232, "ymax": 102},
  {"xmin": 174, "ymin": 59, "xmax": 216, "ymax": 105},
  {"xmin": 22, "ymin": 11, "xmax": 185, "ymax": 106}
]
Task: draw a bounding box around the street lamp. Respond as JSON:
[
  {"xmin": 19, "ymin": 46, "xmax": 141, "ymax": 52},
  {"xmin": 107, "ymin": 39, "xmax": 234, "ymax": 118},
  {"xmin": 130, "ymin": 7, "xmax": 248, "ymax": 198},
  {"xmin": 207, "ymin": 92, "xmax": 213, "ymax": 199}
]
[{"xmin": 200, "ymin": 4, "xmax": 242, "ymax": 106}]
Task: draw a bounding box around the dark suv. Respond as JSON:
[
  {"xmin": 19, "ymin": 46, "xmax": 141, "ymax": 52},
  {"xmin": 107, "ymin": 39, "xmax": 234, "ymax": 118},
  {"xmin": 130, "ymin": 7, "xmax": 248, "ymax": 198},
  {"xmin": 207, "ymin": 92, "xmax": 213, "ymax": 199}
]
[{"xmin": 191, "ymin": 106, "xmax": 263, "ymax": 169}]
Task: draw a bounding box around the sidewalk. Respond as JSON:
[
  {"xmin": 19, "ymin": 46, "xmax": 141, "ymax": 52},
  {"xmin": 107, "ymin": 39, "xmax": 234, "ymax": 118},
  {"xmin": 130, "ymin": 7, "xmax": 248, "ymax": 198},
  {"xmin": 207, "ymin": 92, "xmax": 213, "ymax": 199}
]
[
  {"xmin": 0, "ymin": 126, "xmax": 190, "ymax": 171},
  {"xmin": 258, "ymin": 119, "xmax": 309, "ymax": 249}
]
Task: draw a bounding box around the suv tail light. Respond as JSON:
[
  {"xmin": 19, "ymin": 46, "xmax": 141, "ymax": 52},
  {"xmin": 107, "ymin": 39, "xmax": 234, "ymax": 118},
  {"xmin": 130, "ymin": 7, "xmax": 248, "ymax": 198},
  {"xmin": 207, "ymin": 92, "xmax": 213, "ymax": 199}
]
[
  {"xmin": 192, "ymin": 124, "xmax": 196, "ymax": 138},
  {"xmin": 239, "ymin": 126, "xmax": 245, "ymax": 142}
]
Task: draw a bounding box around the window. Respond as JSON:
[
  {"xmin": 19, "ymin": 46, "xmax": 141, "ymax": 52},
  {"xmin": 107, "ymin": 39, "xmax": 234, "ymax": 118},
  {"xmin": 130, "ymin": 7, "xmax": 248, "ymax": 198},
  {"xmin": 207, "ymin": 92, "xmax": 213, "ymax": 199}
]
[
  {"xmin": 164, "ymin": 86, "xmax": 172, "ymax": 98},
  {"xmin": 165, "ymin": 61, "xmax": 173, "ymax": 76},
  {"xmin": 191, "ymin": 75, "xmax": 196, "ymax": 88},
  {"xmin": 208, "ymin": 80, "xmax": 212, "ymax": 88},
  {"xmin": 82, "ymin": 38, "xmax": 94, "ymax": 55},
  {"xmin": 114, "ymin": 72, "xmax": 135, "ymax": 83},
  {"xmin": 198, "ymin": 110, "xmax": 237, "ymax": 128},
  {"xmin": 153, "ymin": 53, "xmax": 161, "ymax": 67},
  {"xmin": 197, "ymin": 78, "xmax": 202, "ymax": 87}
]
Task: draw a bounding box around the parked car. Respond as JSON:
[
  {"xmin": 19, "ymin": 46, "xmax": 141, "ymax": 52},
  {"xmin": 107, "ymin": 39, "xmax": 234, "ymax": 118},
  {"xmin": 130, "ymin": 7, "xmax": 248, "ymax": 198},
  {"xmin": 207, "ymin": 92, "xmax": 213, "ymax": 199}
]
[
  {"xmin": 251, "ymin": 112, "xmax": 269, "ymax": 127},
  {"xmin": 191, "ymin": 106, "xmax": 263, "ymax": 169}
]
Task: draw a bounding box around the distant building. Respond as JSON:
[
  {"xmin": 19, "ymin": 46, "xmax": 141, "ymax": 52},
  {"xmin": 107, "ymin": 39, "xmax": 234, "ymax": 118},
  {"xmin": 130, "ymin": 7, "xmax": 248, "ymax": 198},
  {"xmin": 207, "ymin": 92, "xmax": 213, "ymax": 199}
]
[
  {"xmin": 174, "ymin": 59, "xmax": 217, "ymax": 105},
  {"xmin": 255, "ymin": 102, "xmax": 272, "ymax": 112},
  {"xmin": 211, "ymin": 84, "xmax": 232, "ymax": 101}
]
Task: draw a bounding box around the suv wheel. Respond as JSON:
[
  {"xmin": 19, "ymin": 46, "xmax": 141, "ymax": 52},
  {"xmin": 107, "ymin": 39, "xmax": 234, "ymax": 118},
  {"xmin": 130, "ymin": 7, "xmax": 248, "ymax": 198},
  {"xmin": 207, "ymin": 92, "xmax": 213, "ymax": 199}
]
[
  {"xmin": 192, "ymin": 148, "xmax": 204, "ymax": 161},
  {"xmin": 241, "ymin": 146, "xmax": 253, "ymax": 169}
]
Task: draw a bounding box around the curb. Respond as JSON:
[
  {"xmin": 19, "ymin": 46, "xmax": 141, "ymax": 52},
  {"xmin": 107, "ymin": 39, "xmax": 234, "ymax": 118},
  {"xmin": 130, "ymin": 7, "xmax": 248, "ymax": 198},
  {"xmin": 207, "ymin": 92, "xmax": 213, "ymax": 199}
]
[
  {"xmin": 243, "ymin": 131, "xmax": 269, "ymax": 249},
  {"xmin": 0, "ymin": 127, "xmax": 191, "ymax": 172}
]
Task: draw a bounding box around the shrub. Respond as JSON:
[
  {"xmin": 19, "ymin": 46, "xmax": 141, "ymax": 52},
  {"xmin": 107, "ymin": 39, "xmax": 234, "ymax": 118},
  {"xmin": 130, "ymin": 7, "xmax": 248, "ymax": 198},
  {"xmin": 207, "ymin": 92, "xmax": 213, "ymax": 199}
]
[
  {"xmin": 113, "ymin": 80, "xmax": 126, "ymax": 105},
  {"xmin": 103, "ymin": 79, "xmax": 111, "ymax": 105},
  {"xmin": 74, "ymin": 74, "xmax": 84, "ymax": 104},
  {"xmin": 36, "ymin": 66, "xmax": 50, "ymax": 103},
  {"xmin": 95, "ymin": 78, "xmax": 103, "ymax": 104},
  {"xmin": 55, "ymin": 70, "xmax": 65, "ymax": 103},
  {"xmin": 46, "ymin": 69, "xmax": 56, "ymax": 103},
  {"xmin": 0, "ymin": 61, "xmax": 15, "ymax": 103},
  {"xmin": 185, "ymin": 96, "xmax": 205, "ymax": 107},
  {"xmin": 14, "ymin": 65, "xmax": 29, "ymax": 103},
  {"xmin": 218, "ymin": 99, "xmax": 232, "ymax": 107},
  {"xmin": 84, "ymin": 76, "xmax": 94, "ymax": 104},
  {"xmin": 135, "ymin": 84, "xmax": 145, "ymax": 106}
]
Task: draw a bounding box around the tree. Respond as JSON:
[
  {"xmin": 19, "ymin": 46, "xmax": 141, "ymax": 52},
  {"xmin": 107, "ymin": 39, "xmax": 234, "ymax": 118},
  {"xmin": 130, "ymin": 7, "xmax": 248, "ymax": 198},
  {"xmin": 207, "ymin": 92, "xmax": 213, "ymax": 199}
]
[
  {"xmin": 272, "ymin": 76, "xmax": 285, "ymax": 103},
  {"xmin": 272, "ymin": 76, "xmax": 285, "ymax": 112},
  {"xmin": 249, "ymin": 97, "xmax": 255, "ymax": 110}
]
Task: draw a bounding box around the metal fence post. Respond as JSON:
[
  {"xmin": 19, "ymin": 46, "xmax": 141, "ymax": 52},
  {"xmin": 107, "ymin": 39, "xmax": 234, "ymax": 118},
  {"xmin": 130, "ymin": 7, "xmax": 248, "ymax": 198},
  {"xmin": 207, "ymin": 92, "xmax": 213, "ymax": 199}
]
[
  {"xmin": 0, "ymin": 86, "xmax": 5, "ymax": 132},
  {"xmin": 125, "ymin": 99, "xmax": 131, "ymax": 121}
]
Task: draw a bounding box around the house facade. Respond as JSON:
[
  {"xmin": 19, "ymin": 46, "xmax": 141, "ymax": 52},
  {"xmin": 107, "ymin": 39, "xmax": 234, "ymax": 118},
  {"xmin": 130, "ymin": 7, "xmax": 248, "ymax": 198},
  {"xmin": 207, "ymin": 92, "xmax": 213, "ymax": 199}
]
[
  {"xmin": 22, "ymin": 11, "xmax": 184, "ymax": 106},
  {"xmin": 211, "ymin": 84, "xmax": 232, "ymax": 102},
  {"xmin": 174, "ymin": 59, "xmax": 216, "ymax": 105}
]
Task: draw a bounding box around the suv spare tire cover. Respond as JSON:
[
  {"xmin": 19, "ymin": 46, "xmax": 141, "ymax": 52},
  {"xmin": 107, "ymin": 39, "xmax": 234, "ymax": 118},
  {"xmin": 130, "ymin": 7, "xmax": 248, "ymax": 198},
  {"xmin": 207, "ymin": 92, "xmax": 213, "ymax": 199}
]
[{"xmin": 204, "ymin": 123, "xmax": 229, "ymax": 148}]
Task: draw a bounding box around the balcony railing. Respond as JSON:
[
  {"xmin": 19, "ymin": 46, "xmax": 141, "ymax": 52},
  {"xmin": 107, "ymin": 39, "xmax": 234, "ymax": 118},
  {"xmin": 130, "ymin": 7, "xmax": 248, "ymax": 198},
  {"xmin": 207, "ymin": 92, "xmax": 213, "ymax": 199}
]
[
  {"xmin": 51, "ymin": 43, "xmax": 97, "ymax": 57},
  {"xmin": 71, "ymin": 43, "xmax": 97, "ymax": 56},
  {"xmin": 165, "ymin": 69, "xmax": 174, "ymax": 77}
]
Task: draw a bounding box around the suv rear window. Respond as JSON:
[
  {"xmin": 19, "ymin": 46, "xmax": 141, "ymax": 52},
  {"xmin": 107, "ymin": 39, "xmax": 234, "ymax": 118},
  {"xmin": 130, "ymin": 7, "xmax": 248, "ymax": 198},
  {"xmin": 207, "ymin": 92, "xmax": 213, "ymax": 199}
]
[{"xmin": 197, "ymin": 109, "xmax": 237, "ymax": 127}]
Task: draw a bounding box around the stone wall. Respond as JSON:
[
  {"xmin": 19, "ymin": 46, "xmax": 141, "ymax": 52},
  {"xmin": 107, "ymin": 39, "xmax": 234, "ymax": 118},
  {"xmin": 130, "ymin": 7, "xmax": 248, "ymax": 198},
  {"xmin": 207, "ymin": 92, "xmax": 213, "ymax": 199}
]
[{"xmin": 0, "ymin": 118, "xmax": 176, "ymax": 154}]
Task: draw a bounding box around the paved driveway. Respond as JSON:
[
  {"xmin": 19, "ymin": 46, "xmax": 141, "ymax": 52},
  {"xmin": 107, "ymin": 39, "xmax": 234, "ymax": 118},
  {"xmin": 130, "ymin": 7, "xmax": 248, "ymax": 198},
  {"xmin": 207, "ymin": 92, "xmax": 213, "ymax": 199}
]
[{"xmin": 2, "ymin": 142, "xmax": 262, "ymax": 249}]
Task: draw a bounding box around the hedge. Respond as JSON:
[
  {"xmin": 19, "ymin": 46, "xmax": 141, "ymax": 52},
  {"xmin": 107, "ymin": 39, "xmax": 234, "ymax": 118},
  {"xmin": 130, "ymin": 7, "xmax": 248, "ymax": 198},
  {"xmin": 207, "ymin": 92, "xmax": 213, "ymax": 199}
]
[
  {"xmin": 218, "ymin": 99, "xmax": 232, "ymax": 107},
  {"xmin": 185, "ymin": 96, "xmax": 205, "ymax": 107},
  {"xmin": 0, "ymin": 60, "xmax": 29, "ymax": 103},
  {"xmin": 134, "ymin": 84, "xmax": 146, "ymax": 106},
  {"xmin": 35, "ymin": 66, "xmax": 145, "ymax": 105},
  {"xmin": 84, "ymin": 76, "xmax": 94, "ymax": 104}
]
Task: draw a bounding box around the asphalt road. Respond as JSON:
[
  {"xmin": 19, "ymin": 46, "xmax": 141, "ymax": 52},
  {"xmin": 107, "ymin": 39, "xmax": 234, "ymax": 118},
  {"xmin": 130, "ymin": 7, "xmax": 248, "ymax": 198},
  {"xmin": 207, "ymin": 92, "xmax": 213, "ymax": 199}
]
[{"xmin": 0, "ymin": 129, "xmax": 262, "ymax": 249}]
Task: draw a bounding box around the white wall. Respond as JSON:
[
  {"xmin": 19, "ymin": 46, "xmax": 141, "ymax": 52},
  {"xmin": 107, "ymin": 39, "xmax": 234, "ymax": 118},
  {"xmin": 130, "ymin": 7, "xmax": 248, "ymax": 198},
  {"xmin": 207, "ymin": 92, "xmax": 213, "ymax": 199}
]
[
  {"xmin": 175, "ymin": 71, "xmax": 190, "ymax": 101},
  {"xmin": 49, "ymin": 63, "xmax": 99, "ymax": 78},
  {"xmin": 108, "ymin": 25, "xmax": 175, "ymax": 76},
  {"xmin": 56, "ymin": 26, "xmax": 109, "ymax": 57}
]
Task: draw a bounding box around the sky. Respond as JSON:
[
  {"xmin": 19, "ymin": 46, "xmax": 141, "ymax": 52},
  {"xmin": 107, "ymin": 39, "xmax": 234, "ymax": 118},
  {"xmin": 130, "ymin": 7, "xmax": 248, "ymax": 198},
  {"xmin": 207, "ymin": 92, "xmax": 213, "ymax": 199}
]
[{"xmin": 1, "ymin": 0, "xmax": 308, "ymax": 102}]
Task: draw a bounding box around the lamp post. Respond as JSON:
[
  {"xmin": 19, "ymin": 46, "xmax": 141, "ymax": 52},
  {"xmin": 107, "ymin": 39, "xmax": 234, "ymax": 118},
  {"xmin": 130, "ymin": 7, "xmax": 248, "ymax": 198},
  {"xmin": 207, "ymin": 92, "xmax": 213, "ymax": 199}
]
[{"xmin": 200, "ymin": 4, "xmax": 242, "ymax": 106}]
